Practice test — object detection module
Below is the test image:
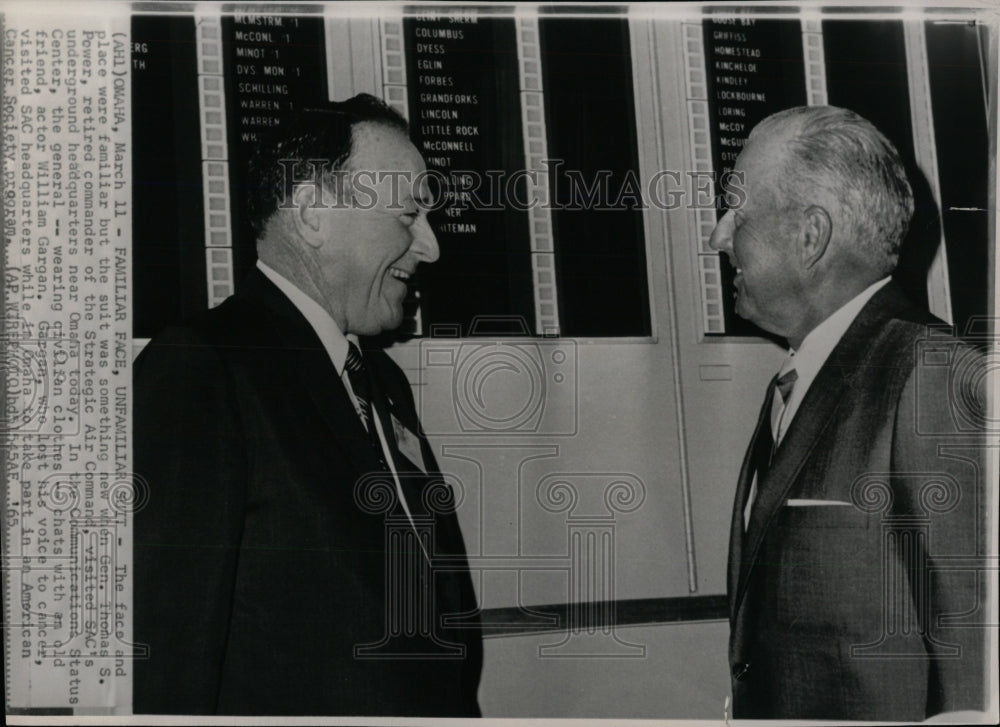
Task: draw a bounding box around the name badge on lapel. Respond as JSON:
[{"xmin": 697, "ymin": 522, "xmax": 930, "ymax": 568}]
[{"xmin": 391, "ymin": 414, "xmax": 427, "ymax": 474}]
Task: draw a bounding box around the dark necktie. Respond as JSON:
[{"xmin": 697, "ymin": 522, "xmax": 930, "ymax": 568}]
[
  {"xmin": 345, "ymin": 342, "xmax": 388, "ymax": 469},
  {"xmin": 746, "ymin": 367, "xmax": 799, "ymax": 519},
  {"xmin": 346, "ymin": 343, "xmax": 436, "ymax": 566},
  {"xmin": 769, "ymin": 368, "xmax": 798, "ymax": 464},
  {"xmin": 729, "ymin": 368, "xmax": 800, "ymax": 618}
]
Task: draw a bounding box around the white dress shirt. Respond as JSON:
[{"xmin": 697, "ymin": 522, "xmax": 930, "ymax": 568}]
[
  {"xmin": 771, "ymin": 276, "xmax": 892, "ymax": 446},
  {"xmin": 257, "ymin": 260, "xmax": 351, "ymax": 375},
  {"xmin": 257, "ymin": 261, "xmax": 426, "ymax": 548},
  {"xmin": 745, "ymin": 276, "xmax": 892, "ymax": 527}
]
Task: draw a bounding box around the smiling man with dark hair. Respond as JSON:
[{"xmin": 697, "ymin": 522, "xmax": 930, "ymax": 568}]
[{"xmin": 133, "ymin": 95, "xmax": 482, "ymax": 717}]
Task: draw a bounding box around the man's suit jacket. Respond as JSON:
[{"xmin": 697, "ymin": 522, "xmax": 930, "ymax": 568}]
[
  {"xmin": 727, "ymin": 281, "xmax": 987, "ymax": 721},
  {"xmin": 133, "ymin": 269, "xmax": 482, "ymax": 716}
]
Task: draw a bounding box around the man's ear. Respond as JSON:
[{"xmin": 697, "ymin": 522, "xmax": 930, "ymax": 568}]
[
  {"xmin": 291, "ymin": 184, "xmax": 324, "ymax": 249},
  {"xmin": 800, "ymin": 205, "xmax": 832, "ymax": 270}
]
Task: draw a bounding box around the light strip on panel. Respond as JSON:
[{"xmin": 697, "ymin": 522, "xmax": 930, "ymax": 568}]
[
  {"xmin": 196, "ymin": 13, "xmax": 235, "ymax": 308},
  {"xmin": 379, "ymin": 12, "xmax": 423, "ymax": 336},
  {"xmin": 517, "ymin": 12, "xmax": 561, "ymax": 337},
  {"xmin": 682, "ymin": 20, "xmax": 726, "ymax": 335},
  {"xmin": 801, "ymin": 18, "xmax": 829, "ymax": 107}
]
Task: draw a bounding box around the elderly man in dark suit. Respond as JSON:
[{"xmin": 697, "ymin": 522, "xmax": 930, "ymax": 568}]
[
  {"xmin": 710, "ymin": 105, "xmax": 988, "ymax": 720},
  {"xmin": 133, "ymin": 96, "xmax": 482, "ymax": 716}
]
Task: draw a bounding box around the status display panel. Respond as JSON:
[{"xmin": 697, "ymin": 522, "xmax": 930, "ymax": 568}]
[
  {"xmin": 403, "ymin": 13, "xmax": 536, "ymax": 336},
  {"xmin": 220, "ymin": 14, "xmax": 329, "ymax": 280},
  {"xmin": 131, "ymin": 16, "xmax": 205, "ymax": 338},
  {"xmin": 702, "ymin": 17, "xmax": 806, "ymax": 338}
]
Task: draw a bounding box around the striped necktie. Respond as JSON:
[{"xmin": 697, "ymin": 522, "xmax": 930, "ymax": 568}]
[{"xmin": 345, "ymin": 342, "xmax": 387, "ymax": 467}]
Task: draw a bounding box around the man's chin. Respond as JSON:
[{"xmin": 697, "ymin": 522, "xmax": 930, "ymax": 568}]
[
  {"xmin": 375, "ymin": 305, "xmax": 405, "ymax": 334},
  {"xmin": 734, "ymin": 301, "xmax": 767, "ymax": 331},
  {"xmin": 734, "ymin": 298, "xmax": 750, "ymax": 322}
]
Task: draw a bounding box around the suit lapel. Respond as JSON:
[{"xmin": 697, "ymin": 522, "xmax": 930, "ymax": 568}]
[
  {"xmin": 366, "ymin": 351, "xmax": 470, "ymax": 557},
  {"xmin": 732, "ymin": 280, "xmax": 918, "ymax": 619},
  {"xmin": 734, "ymin": 366, "xmax": 847, "ymax": 612},
  {"xmin": 366, "ymin": 353, "xmax": 433, "ymax": 516},
  {"xmin": 366, "ymin": 351, "xmax": 426, "ymax": 471},
  {"xmin": 727, "ymin": 375, "xmax": 776, "ymax": 620},
  {"xmin": 238, "ymin": 270, "xmax": 384, "ymax": 478}
]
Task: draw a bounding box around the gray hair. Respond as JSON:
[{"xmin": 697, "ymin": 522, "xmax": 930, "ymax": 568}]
[{"xmin": 752, "ymin": 106, "xmax": 914, "ymax": 276}]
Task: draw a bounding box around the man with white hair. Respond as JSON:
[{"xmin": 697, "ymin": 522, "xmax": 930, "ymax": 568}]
[{"xmin": 711, "ymin": 105, "xmax": 987, "ymax": 720}]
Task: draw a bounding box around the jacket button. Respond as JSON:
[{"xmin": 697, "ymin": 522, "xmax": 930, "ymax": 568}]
[{"xmin": 732, "ymin": 662, "xmax": 751, "ymax": 681}]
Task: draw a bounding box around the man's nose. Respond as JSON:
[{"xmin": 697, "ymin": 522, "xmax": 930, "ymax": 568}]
[
  {"xmin": 410, "ymin": 215, "xmax": 440, "ymax": 263},
  {"xmin": 708, "ymin": 209, "xmax": 734, "ymax": 253}
]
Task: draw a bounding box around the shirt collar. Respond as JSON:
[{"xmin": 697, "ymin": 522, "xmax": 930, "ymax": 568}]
[
  {"xmin": 257, "ymin": 260, "xmax": 353, "ymax": 376},
  {"xmin": 783, "ymin": 276, "xmax": 891, "ymax": 383}
]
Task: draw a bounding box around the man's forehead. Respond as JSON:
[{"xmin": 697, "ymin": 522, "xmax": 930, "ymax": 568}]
[
  {"xmin": 350, "ymin": 122, "xmax": 421, "ymax": 166},
  {"xmin": 734, "ymin": 125, "xmax": 789, "ymax": 180},
  {"xmin": 348, "ymin": 124, "xmax": 428, "ymax": 194}
]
